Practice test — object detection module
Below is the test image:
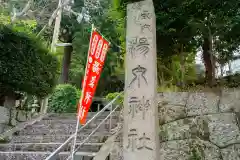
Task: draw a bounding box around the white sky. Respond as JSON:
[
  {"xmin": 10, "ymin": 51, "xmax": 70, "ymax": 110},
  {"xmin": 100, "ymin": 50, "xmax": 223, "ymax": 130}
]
[{"xmin": 195, "ymin": 51, "xmax": 240, "ymax": 76}]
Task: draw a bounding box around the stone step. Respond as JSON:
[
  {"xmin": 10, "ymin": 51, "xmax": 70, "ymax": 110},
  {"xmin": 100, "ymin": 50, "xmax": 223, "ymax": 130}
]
[
  {"xmin": 0, "ymin": 151, "xmax": 96, "ymax": 160},
  {"xmin": 34, "ymin": 118, "xmax": 118, "ymax": 128},
  {"xmin": 18, "ymin": 124, "xmax": 116, "ymax": 135},
  {"xmin": 10, "ymin": 134, "xmax": 111, "ymax": 143},
  {"xmin": 0, "ymin": 142, "xmax": 102, "ymax": 152},
  {"xmin": 45, "ymin": 112, "xmax": 119, "ymax": 120},
  {"xmin": 33, "ymin": 118, "xmax": 118, "ymax": 127},
  {"xmin": 18, "ymin": 119, "xmax": 118, "ymax": 135},
  {"xmin": 18, "ymin": 127, "xmax": 112, "ymax": 135}
]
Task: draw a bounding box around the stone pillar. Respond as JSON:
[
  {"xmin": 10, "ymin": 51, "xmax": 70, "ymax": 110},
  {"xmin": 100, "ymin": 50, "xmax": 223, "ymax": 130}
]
[
  {"xmin": 123, "ymin": 0, "xmax": 159, "ymax": 160},
  {"xmin": 4, "ymin": 96, "xmax": 17, "ymax": 126}
]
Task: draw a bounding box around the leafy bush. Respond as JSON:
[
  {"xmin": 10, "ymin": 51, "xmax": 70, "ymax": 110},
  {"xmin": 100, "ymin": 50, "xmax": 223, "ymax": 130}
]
[
  {"xmin": 189, "ymin": 148, "xmax": 202, "ymax": 160},
  {"xmin": 105, "ymin": 92, "xmax": 123, "ymax": 105},
  {"xmin": 0, "ymin": 24, "xmax": 59, "ymax": 98},
  {"xmin": 48, "ymin": 84, "xmax": 81, "ymax": 113}
]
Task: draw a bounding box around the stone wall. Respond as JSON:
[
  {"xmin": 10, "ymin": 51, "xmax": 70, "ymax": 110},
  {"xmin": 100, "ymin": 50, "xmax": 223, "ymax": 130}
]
[
  {"xmin": 111, "ymin": 88, "xmax": 240, "ymax": 160},
  {"xmin": 158, "ymin": 88, "xmax": 240, "ymax": 160},
  {"xmin": 0, "ymin": 106, "xmax": 9, "ymax": 133},
  {"xmin": 0, "ymin": 106, "xmax": 32, "ymax": 134}
]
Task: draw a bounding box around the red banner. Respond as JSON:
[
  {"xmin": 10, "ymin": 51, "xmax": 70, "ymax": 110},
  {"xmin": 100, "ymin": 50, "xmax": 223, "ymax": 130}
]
[{"xmin": 77, "ymin": 30, "xmax": 110, "ymax": 124}]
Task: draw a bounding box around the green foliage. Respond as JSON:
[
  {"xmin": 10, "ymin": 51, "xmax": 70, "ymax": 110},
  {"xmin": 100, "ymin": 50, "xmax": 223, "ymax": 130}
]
[
  {"xmin": 157, "ymin": 85, "xmax": 179, "ymax": 92},
  {"xmin": 189, "ymin": 147, "xmax": 202, "ymax": 160},
  {"xmin": 155, "ymin": 0, "xmax": 240, "ymax": 84},
  {"xmin": 48, "ymin": 84, "xmax": 81, "ymax": 113},
  {"xmin": 105, "ymin": 92, "xmax": 123, "ymax": 105},
  {"xmin": 0, "ymin": 13, "xmax": 37, "ymax": 33},
  {"xmin": 17, "ymin": 94, "xmax": 39, "ymax": 112},
  {"xmin": 219, "ymin": 73, "xmax": 240, "ymax": 88},
  {"xmin": 0, "ymin": 137, "xmax": 10, "ymax": 144},
  {"xmin": 113, "ymin": 0, "xmax": 240, "ymax": 87},
  {"xmin": 14, "ymin": 20, "xmax": 37, "ymax": 34},
  {"xmin": 0, "ymin": 13, "xmax": 11, "ymax": 25},
  {"xmin": 157, "ymin": 52, "xmax": 197, "ymax": 88},
  {"xmin": 107, "ymin": 0, "xmax": 126, "ymax": 55},
  {"xmin": 0, "ymin": 24, "xmax": 59, "ymax": 97},
  {"xmin": 66, "ymin": 0, "xmax": 125, "ymax": 95}
]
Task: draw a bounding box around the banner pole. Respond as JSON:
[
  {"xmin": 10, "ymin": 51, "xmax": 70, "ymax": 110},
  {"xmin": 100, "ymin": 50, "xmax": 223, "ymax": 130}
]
[{"xmin": 70, "ymin": 24, "xmax": 95, "ymax": 160}]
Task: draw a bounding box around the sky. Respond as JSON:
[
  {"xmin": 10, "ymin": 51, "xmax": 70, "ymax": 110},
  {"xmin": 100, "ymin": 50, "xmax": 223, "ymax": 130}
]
[{"xmin": 195, "ymin": 51, "xmax": 240, "ymax": 77}]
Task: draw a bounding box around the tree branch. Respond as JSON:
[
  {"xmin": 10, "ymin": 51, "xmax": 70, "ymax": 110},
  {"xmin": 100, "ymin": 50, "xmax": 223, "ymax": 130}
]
[
  {"xmin": 11, "ymin": 0, "xmax": 33, "ymax": 22},
  {"xmin": 36, "ymin": 0, "xmax": 72, "ymax": 37}
]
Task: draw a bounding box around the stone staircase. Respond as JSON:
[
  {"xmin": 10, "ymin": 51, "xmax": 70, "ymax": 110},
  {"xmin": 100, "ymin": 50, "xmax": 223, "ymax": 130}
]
[{"xmin": 0, "ymin": 112, "xmax": 119, "ymax": 160}]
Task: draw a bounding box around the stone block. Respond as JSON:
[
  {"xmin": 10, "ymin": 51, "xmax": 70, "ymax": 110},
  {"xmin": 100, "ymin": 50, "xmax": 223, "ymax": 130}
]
[
  {"xmin": 0, "ymin": 106, "xmax": 9, "ymax": 133},
  {"xmin": 158, "ymin": 103, "xmax": 186, "ymax": 125},
  {"xmin": 15, "ymin": 110, "xmax": 31, "ymax": 122},
  {"xmin": 159, "ymin": 116, "xmax": 210, "ymax": 142},
  {"xmin": 159, "ymin": 139, "xmax": 221, "ymax": 160},
  {"xmin": 110, "ymin": 141, "xmax": 123, "ymax": 160},
  {"xmin": 221, "ymin": 144, "xmax": 240, "ymax": 160},
  {"xmin": 219, "ymin": 88, "xmax": 240, "ymax": 113},
  {"xmin": 207, "ymin": 113, "xmax": 240, "ymax": 147},
  {"xmin": 186, "ymin": 92, "xmax": 219, "ymax": 116},
  {"xmin": 0, "ymin": 107, "xmax": 9, "ymax": 124},
  {"xmin": 158, "ymin": 92, "xmax": 189, "ymax": 106},
  {"xmin": 159, "ymin": 119, "xmax": 191, "ymax": 142}
]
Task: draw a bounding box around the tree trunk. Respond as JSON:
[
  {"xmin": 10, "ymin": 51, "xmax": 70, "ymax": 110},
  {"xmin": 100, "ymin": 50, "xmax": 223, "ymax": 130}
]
[
  {"xmin": 202, "ymin": 36, "xmax": 216, "ymax": 86},
  {"xmin": 220, "ymin": 64, "xmax": 224, "ymax": 77},
  {"xmin": 0, "ymin": 94, "xmax": 5, "ymax": 106},
  {"xmin": 59, "ymin": 29, "xmax": 73, "ymax": 84},
  {"xmin": 157, "ymin": 58, "xmax": 162, "ymax": 86},
  {"xmin": 60, "ymin": 43, "xmax": 73, "ymax": 84},
  {"xmin": 180, "ymin": 44, "xmax": 185, "ymax": 87},
  {"xmin": 228, "ymin": 61, "xmax": 232, "ymax": 75}
]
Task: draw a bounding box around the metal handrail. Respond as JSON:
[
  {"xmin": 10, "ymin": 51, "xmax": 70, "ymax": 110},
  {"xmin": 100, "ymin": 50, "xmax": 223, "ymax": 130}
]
[
  {"xmin": 45, "ymin": 92, "xmax": 123, "ymax": 160},
  {"xmin": 0, "ymin": 113, "xmax": 51, "ymax": 141},
  {"xmin": 66, "ymin": 105, "xmax": 121, "ymax": 160}
]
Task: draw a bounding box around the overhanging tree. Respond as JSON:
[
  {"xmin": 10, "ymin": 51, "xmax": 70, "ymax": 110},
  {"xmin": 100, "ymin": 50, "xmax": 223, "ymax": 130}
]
[
  {"xmin": 113, "ymin": 0, "xmax": 198, "ymax": 87},
  {"xmin": 0, "ymin": 24, "xmax": 59, "ymax": 103},
  {"xmin": 121, "ymin": 0, "xmax": 240, "ymax": 86},
  {"xmin": 3, "ymin": 0, "xmax": 125, "ymax": 94}
]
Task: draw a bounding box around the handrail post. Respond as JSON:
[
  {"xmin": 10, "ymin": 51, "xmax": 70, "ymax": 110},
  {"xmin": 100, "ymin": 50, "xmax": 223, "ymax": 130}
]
[
  {"xmin": 66, "ymin": 105, "xmax": 121, "ymax": 160},
  {"xmin": 109, "ymin": 104, "xmax": 112, "ymax": 132},
  {"xmin": 47, "ymin": 154, "xmax": 58, "ymax": 160},
  {"xmin": 45, "ymin": 92, "xmax": 123, "ymax": 160},
  {"xmin": 97, "ymin": 104, "xmax": 100, "ymax": 112}
]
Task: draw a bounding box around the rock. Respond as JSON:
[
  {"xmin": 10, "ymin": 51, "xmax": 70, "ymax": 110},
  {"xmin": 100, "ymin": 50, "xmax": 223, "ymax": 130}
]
[
  {"xmin": 159, "ymin": 116, "xmax": 210, "ymax": 142},
  {"xmin": 158, "ymin": 90, "xmax": 240, "ymax": 159},
  {"xmin": 219, "ymin": 88, "xmax": 240, "ymax": 113},
  {"xmin": 110, "ymin": 141, "xmax": 123, "ymax": 160},
  {"xmin": 159, "ymin": 139, "xmax": 221, "ymax": 160},
  {"xmin": 0, "ymin": 106, "xmax": 10, "ymax": 133},
  {"xmin": 207, "ymin": 113, "xmax": 240, "ymax": 147},
  {"xmin": 186, "ymin": 92, "xmax": 220, "ymax": 116},
  {"xmin": 159, "ymin": 119, "xmax": 191, "ymax": 142},
  {"xmin": 158, "ymin": 103, "xmax": 186, "ymax": 125},
  {"xmin": 221, "ymin": 144, "xmax": 240, "ymax": 160},
  {"xmin": 158, "ymin": 92, "xmax": 189, "ymax": 106}
]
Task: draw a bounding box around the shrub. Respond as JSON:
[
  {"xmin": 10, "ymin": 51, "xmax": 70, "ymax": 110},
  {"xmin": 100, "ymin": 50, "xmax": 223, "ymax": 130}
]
[
  {"xmin": 105, "ymin": 92, "xmax": 123, "ymax": 105},
  {"xmin": 48, "ymin": 84, "xmax": 81, "ymax": 113},
  {"xmin": 0, "ymin": 24, "xmax": 59, "ymax": 98},
  {"xmin": 189, "ymin": 148, "xmax": 202, "ymax": 160}
]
